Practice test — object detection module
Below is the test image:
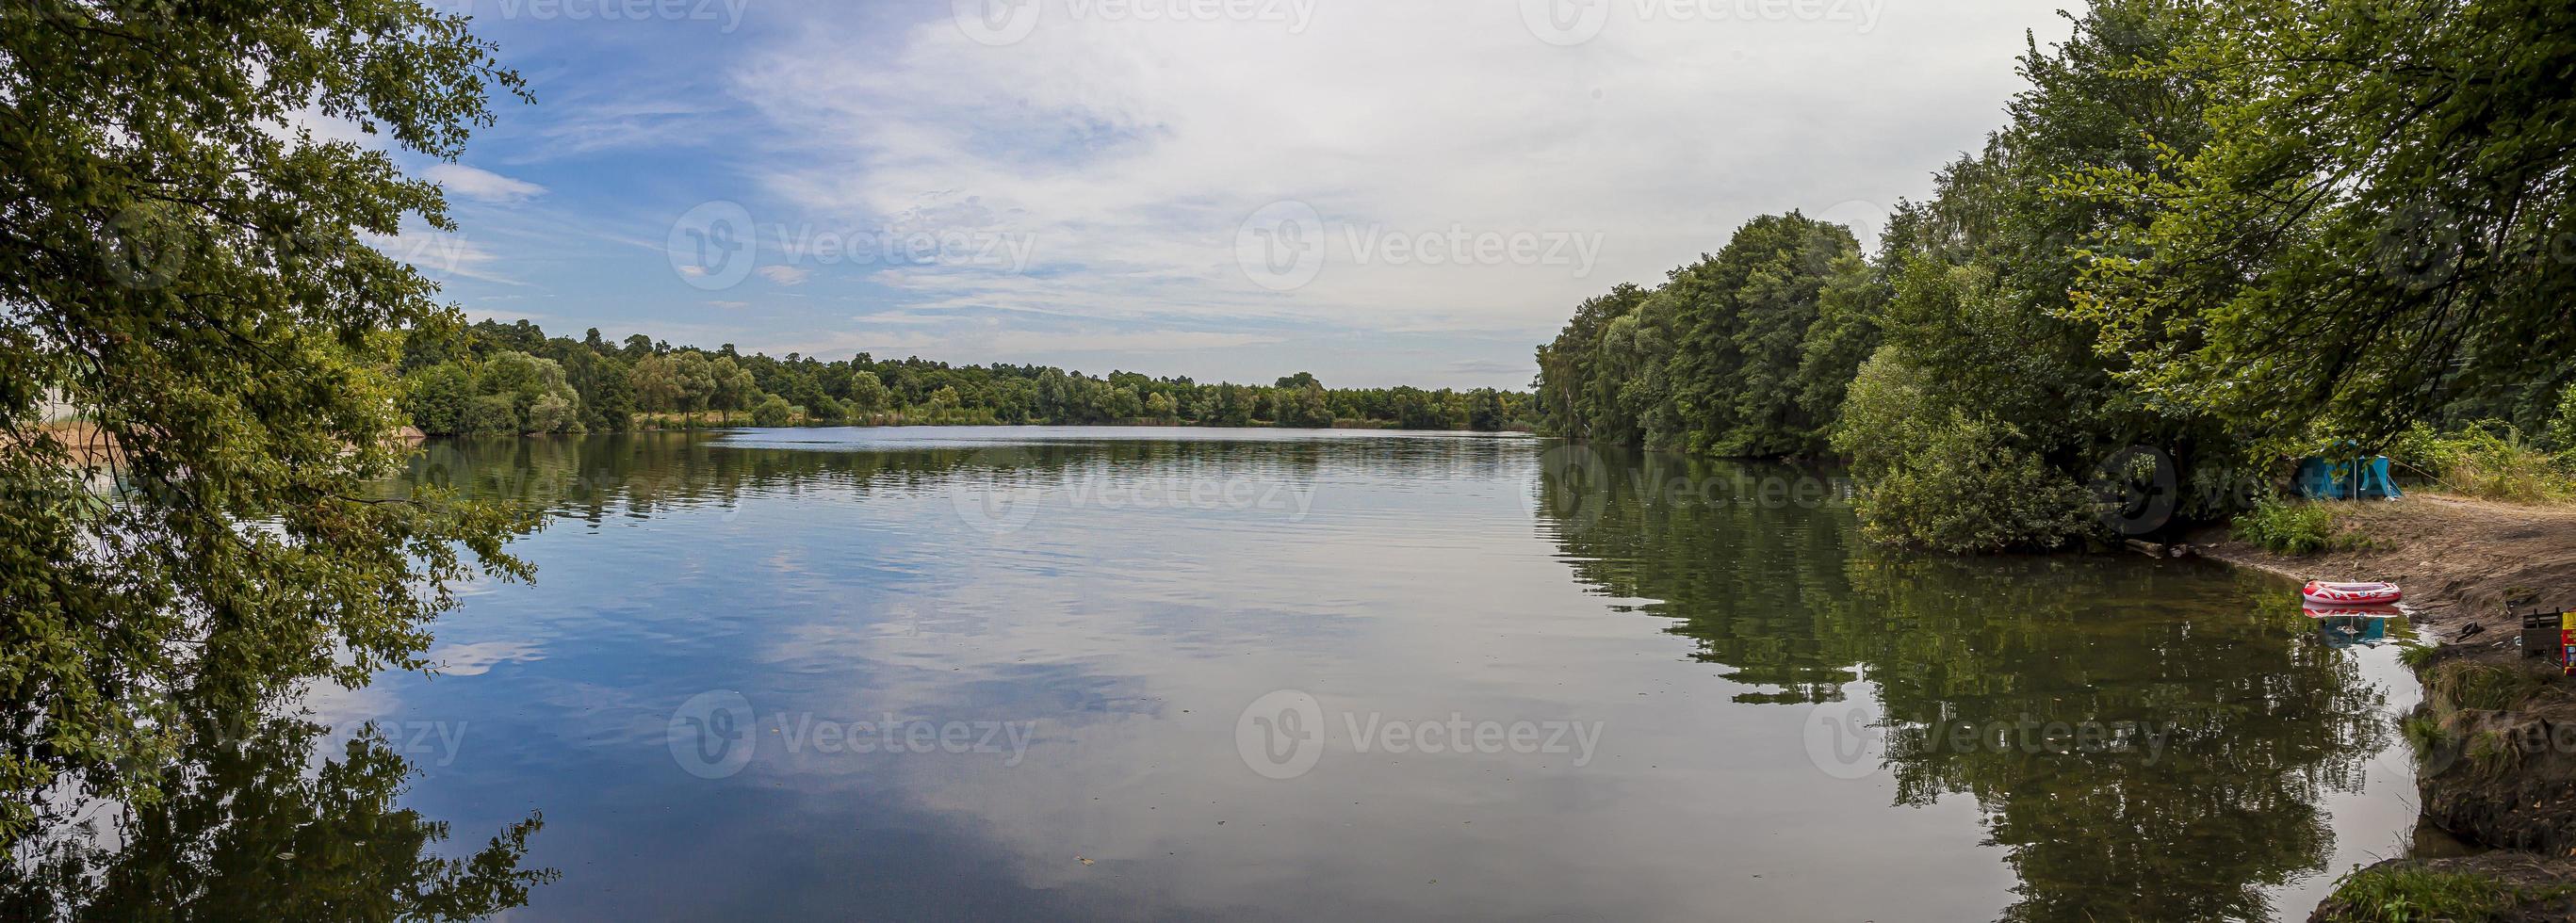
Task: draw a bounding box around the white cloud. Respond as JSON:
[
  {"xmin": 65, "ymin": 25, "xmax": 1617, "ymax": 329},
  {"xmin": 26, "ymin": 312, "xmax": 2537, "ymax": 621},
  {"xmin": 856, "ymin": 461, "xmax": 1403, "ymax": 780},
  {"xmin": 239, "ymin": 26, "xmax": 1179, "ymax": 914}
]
[
  {"xmin": 423, "ymin": 163, "xmax": 547, "ymax": 203},
  {"xmin": 758, "ymin": 265, "xmax": 813, "ymax": 285},
  {"xmin": 721, "ymin": 2, "xmax": 2074, "ymax": 341},
  {"xmin": 363, "ymin": 226, "xmax": 523, "ymax": 286}
]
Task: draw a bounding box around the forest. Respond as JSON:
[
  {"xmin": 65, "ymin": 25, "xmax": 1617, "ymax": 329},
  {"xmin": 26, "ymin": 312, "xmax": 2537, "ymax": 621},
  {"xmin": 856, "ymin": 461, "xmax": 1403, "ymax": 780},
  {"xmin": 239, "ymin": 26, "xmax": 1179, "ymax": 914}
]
[
  {"xmin": 400, "ymin": 319, "xmax": 1535, "ymax": 436},
  {"xmin": 1535, "ymin": 0, "xmax": 2576, "ymax": 551}
]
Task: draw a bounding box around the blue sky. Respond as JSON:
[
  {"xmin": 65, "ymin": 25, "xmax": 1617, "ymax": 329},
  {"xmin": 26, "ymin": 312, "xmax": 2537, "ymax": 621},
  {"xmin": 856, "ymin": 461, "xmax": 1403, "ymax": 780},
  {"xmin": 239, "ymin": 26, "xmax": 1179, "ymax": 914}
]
[{"xmin": 363, "ymin": 0, "xmax": 2077, "ymax": 389}]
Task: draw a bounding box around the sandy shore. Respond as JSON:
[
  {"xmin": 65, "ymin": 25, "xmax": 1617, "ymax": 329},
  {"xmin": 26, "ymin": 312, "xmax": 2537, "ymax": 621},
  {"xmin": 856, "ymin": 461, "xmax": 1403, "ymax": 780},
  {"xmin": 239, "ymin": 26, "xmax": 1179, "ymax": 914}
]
[{"xmin": 2193, "ymin": 493, "xmax": 2576, "ymax": 640}]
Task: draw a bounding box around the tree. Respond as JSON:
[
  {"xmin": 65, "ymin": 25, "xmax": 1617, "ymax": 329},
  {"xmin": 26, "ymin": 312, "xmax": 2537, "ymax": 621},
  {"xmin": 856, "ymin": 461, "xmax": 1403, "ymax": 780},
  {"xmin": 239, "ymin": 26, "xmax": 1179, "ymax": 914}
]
[
  {"xmin": 476, "ymin": 351, "xmax": 582, "ymax": 433},
  {"xmin": 1467, "ymin": 389, "xmax": 1507, "ymax": 431},
  {"xmin": 670, "ymin": 350, "xmax": 717, "ymax": 419},
  {"xmin": 0, "ymin": 713, "xmax": 553, "ymax": 918},
  {"xmin": 848, "ymin": 371, "xmax": 890, "ymax": 416},
  {"xmin": 709, "ymin": 356, "xmax": 758, "ymax": 424},
  {"xmin": 1531, "ymin": 214, "xmax": 1862, "ymax": 457},
  {"xmin": 1276, "ymin": 384, "xmax": 1334, "ymax": 429},
  {"xmin": 628, "ymin": 353, "xmax": 683, "ymax": 414},
  {"xmin": 751, "ymin": 394, "xmax": 793, "ymax": 427},
  {"xmin": 0, "ymin": 0, "xmax": 531, "ymax": 845},
  {"xmin": 2066, "ymin": 0, "xmax": 2576, "ymax": 454},
  {"xmin": 402, "ymin": 363, "xmax": 478, "ymax": 436}
]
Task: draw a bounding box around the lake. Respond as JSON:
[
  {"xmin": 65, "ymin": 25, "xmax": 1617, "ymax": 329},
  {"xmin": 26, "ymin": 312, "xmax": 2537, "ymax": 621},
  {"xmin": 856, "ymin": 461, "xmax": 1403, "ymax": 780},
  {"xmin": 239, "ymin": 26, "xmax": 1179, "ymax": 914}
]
[{"xmin": 309, "ymin": 427, "xmax": 2421, "ymax": 921}]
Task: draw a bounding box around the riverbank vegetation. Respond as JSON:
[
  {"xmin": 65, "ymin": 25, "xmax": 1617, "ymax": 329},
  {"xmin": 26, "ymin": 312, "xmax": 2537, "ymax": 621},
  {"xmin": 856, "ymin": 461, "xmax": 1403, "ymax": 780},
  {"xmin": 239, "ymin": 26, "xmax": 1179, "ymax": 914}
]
[
  {"xmin": 0, "ymin": 0, "xmax": 548, "ymax": 891},
  {"xmin": 400, "ymin": 319, "xmax": 1534, "ymax": 436},
  {"xmin": 1535, "ymin": 0, "xmax": 2576, "ymax": 550}
]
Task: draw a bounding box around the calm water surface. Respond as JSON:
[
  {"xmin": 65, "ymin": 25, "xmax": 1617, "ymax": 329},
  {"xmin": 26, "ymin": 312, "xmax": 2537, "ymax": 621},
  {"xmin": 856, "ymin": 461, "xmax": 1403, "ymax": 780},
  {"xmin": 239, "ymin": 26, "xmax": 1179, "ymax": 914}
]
[{"xmin": 318, "ymin": 428, "xmax": 2418, "ymax": 921}]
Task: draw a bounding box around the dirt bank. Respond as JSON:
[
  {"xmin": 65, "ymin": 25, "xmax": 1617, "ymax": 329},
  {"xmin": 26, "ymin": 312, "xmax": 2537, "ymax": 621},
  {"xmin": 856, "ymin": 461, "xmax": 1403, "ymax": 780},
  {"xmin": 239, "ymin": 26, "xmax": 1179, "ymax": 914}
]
[
  {"xmin": 2193, "ymin": 494, "xmax": 2576, "ymax": 640},
  {"xmin": 8, "ymin": 421, "xmax": 428, "ymax": 467},
  {"xmin": 2309, "ymin": 852, "xmax": 2576, "ymax": 922}
]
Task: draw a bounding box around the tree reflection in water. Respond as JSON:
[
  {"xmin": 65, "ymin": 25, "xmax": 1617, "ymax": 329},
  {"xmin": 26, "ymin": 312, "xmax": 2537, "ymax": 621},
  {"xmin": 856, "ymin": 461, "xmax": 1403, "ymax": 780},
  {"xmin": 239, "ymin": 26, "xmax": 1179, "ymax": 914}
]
[
  {"xmin": 1536, "ymin": 445, "xmax": 2393, "ymax": 922},
  {"xmin": 1, "ymin": 709, "xmax": 551, "ymax": 921}
]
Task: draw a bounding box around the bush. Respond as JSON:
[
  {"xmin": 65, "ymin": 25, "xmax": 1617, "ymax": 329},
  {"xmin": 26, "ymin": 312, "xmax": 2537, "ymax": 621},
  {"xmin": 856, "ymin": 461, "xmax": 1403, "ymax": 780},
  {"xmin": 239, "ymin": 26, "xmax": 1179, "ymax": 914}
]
[
  {"xmin": 1834, "ymin": 350, "xmax": 2098, "ymax": 552},
  {"xmin": 2317, "ymin": 865, "xmax": 2528, "ymax": 923},
  {"xmin": 2548, "ymin": 386, "xmax": 2576, "ymax": 453},
  {"xmin": 401, "ymin": 363, "xmax": 476, "ymax": 436},
  {"xmin": 2231, "ymin": 498, "xmax": 2371, "ymax": 555},
  {"xmin": 750, "ymin": 395, "xmax": 793, "ymax": 427},
  {"xmin": 462, "ymin": 394, "xmax": 521, "ymax": 437},
  {"xmin": 2389, "ymin": 423, "xmax": 2575, "ymax": 504}
]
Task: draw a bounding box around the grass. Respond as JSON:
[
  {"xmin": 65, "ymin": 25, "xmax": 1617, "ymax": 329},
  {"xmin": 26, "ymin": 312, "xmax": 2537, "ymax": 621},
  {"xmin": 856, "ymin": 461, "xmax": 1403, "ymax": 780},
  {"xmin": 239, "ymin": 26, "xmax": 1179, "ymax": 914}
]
[
  {"xmin": 2426, "ymin": 661, "xmax": 2556, "ymax": 714},
  {"xmin": 2391, "ymin": 424, "xmax": 2576, "ymax": 505},
  {"xmin": 2318, "ymin": 865, "xmax": 2560, "ymax": 923},
  {"xmin": 2401, "ymin": 714, "xmax": 2450, "ymax": 760},
  {"xmin": 2231, "ymin": 498, "xmax": 2378, "ymax": 555}
]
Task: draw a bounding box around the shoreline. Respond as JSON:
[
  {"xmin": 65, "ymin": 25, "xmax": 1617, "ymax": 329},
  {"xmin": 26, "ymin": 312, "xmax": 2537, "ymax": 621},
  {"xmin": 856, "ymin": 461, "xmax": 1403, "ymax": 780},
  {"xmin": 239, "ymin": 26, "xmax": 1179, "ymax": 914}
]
[{"xmin": 2188, "ymin": 494, "xmax": 2576, "ymax": 920}]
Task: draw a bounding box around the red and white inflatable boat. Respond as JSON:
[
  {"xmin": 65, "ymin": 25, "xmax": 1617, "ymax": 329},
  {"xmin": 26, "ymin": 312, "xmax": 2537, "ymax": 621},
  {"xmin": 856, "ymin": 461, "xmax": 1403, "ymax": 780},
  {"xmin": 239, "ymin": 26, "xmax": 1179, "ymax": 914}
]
[
  {"xmin": 2302, "ymin": 581, "xmax": 2403, "ymax": 607},
  {"xmin": 2300, "ymin": 602, "xmax": 2405, "ymax": 619}
]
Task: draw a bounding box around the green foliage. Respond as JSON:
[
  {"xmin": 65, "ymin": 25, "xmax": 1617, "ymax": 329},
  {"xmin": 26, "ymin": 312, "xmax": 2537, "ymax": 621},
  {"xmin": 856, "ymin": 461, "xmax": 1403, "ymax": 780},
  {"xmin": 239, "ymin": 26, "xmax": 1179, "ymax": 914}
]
[
  {"xmin": 403, "ymin": 321, "xmax": 1524, "ymax": 432},
  {"xmin": 2389, "ymin": 424, "xmax": 2576, "ymax": 504},
  {"xmin": 2550, "ymin": 387, "xmax": 2576, "ymax": 452},
  {"xmin": 2426, "ymin": 662, "xmax": 2556, "ymax": 715},
  {"xmin": 2318, "ymin": 864, "xmax": 2562, "ymax": 923},
  {"xmin": 2400, "ymin": 714, "xmax": 2449, "ymax": 758},
  {"xmin": 2231, "ymin": 499, "xmax": 2372, "ymax": 556},
  {"xmin": 2067, "ymin": 0, "xmax": 2576, "ymax": 455},
  {"xmin": 463, "ymin": 394, "xmax": 521, "ymax": 437},
  {"xmin": 751, "ymin": 394, "xmax": 793, "ymax": 427},
  {"xmin": 0, "ymin": 716, "xmax": 552, "ymax": 918},
  {"xmin": 0, "ymin": 0, "xmax": 535, "ymax": 848},
  {"xmin": 1833, "ymin": 349, "xmax": 2100, "ymax": 553},
  {"xmin": 1534, "ymin": 213, "xmax": 1867, "ymax": 457},
  {"xmin": 403, "ymin": 351, "xmax": 584, "ymax": 436}
]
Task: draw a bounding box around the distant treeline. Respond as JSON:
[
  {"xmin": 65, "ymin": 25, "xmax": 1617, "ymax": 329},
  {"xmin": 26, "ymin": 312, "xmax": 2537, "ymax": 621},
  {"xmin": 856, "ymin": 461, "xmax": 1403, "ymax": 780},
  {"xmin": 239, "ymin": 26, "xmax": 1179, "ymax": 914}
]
[
  {"xmin": 399, "ymin": 319, "xmax": 1535, "ymax": 436},
  {"xmin": 1538, "ymin": 0, "xmax": 2576, "ymax": 551}
]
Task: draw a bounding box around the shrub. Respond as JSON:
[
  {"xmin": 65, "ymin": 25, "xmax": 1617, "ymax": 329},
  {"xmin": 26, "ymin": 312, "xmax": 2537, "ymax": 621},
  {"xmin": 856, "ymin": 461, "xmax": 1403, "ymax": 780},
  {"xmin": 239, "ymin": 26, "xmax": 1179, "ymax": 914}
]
[
  {"xmin": 1836, "ymin": 351, "xmax": 2098, "ymax": 552},
  {"xmin": 2425, "ymin": 661, "xmax": 2555, "ymax": 715},
  {"xmin": 2548, "ymin": 386, "xmax": 2576, "ymax": 453},
  {"xmin": 2317, "ymin": 865, "xmax": 2537, "ymax": 923},
  {"xmin": 2389, "ymin": 423, "xmax": 2575, "ymax": 504},
  {"xmin": 2231, "ymin": 498, "xmax": 2370, "ymax": 555},
  {"xmin": 751, "ymin": 395, "xmax": 793, "ymax": 427},
  {"xmin": 462, "ymin": 394, "xmax": 521, "ymax": 437}
]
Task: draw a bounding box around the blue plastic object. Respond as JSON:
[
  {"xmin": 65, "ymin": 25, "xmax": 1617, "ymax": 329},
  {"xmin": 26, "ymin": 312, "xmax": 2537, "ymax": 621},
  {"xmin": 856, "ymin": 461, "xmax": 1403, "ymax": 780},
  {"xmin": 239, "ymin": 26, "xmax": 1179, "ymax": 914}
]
[{"xmin": 2294, "ymin": 454, "xmax": 2403, "ymax": 500}]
